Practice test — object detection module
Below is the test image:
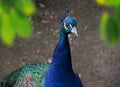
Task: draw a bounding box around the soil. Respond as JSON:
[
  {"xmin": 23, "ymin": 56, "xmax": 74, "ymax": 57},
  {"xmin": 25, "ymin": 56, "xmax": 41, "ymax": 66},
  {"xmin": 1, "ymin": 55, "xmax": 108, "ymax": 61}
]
[{"xmin": 0, "ymin": 0, "xmax": 120, "ymax": 87}]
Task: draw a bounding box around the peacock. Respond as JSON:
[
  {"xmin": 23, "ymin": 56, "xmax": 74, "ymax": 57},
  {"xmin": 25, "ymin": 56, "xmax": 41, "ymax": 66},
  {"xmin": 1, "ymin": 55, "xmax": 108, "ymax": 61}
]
[{"xmin": 1, "ymin": 9, "xmax": 83, "ymax": 87}]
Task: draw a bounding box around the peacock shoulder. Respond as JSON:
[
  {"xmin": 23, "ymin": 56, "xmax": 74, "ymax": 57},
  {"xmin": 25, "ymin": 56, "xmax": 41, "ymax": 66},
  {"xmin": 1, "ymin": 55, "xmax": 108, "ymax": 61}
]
[{"xmin": 1, "ymin": 63, "xmax": 50, "ymax": 87}]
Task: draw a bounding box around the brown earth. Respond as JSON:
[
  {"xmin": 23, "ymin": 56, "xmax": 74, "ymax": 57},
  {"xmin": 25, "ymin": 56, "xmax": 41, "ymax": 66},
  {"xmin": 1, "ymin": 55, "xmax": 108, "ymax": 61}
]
[{"xmin": 0, "ymin": 0, "xmax": 120, "ymax": 87}]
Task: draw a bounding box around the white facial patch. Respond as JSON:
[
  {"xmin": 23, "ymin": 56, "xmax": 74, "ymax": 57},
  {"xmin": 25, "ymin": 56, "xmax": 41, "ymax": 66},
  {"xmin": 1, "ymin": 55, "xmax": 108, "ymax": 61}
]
[
  {"xmin": 64, "ymin": 22, "xmax": 68, "ymax": 30},
  {"xmin": 69, "ymin": 24, "xmax": 73, "ymax": 29}
]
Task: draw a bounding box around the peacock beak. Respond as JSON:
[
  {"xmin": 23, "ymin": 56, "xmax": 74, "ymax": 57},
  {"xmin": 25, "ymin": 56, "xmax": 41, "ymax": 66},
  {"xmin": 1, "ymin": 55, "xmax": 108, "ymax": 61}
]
[{"xmin": 71, "ymin": 27, "xmax": 78, "ymax": 37}]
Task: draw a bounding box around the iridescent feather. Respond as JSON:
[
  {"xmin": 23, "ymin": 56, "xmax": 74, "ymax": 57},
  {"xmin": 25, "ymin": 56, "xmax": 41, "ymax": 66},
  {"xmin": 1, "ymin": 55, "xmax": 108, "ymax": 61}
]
[{"xmin": 1, "ymin": 63, "xmax": 50, "ymax": 87}]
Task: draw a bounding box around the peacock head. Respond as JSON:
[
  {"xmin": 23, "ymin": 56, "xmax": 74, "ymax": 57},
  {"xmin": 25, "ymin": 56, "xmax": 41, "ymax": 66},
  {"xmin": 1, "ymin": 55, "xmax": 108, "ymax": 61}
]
[{"xmin": 62, "ymin": 17, "xmax": 78, "ymax": 37}]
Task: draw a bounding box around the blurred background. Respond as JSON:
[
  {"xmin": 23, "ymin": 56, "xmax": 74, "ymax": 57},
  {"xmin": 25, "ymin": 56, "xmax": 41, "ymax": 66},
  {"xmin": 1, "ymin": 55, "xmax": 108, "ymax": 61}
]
[{"xmin": 0, "ymin": 0, "xmax": 120, "ymax": 87}]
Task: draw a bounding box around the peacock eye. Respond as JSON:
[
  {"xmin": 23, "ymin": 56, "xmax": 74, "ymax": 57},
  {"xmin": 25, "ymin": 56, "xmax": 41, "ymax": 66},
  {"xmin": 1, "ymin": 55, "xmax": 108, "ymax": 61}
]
[
  {"xmin": 64, "ymin": 22, "xmax": 70, "ymax": 30},
  {"xmin": 65, "ymin": 23, "xmax": 69, "ymax": 27}
]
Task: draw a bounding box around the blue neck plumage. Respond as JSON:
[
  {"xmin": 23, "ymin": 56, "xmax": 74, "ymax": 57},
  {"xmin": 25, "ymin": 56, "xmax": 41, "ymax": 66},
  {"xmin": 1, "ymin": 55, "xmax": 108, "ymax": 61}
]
[{"xmin": 52, "ymin": 26, "xmax": 72, "ymax": 70}]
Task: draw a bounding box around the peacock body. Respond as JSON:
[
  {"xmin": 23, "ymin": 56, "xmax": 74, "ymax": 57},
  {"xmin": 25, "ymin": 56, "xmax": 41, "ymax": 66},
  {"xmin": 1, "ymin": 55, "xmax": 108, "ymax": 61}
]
[{"xmin": 1, "ymin": 9, "xmax": 83, "ymax": 87}]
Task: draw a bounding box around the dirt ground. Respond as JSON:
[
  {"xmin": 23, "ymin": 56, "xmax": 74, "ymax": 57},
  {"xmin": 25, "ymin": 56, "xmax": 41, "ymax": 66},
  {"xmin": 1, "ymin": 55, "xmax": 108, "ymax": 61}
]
[{"xmin": 0, "ymin": 0, "xmax": 120, "ymax": 87}]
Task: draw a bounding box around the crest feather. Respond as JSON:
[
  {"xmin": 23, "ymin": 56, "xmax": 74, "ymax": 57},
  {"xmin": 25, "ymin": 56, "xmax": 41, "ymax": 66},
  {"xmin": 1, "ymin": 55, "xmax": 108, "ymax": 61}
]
[{"xmin": 60, "ymin": 8, "xmax": 71, "ymax": 23}]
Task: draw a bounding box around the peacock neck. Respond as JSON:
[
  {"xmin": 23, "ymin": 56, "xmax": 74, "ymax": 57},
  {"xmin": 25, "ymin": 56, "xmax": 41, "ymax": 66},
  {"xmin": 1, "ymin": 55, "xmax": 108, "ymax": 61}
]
[
  {"xmin": 45, "ymin": 26, "xmax": 74, "ymax": 87},
  {"xmin": 52, "ymin": 26, "xmax": 72, "ymax": 70}
]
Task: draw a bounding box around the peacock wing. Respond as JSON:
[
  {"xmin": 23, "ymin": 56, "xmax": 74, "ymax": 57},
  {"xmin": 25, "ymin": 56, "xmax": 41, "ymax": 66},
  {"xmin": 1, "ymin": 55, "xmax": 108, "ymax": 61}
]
[{"xmin": 1, "ymin": 63, "xmax": 50, "ymax": 87}]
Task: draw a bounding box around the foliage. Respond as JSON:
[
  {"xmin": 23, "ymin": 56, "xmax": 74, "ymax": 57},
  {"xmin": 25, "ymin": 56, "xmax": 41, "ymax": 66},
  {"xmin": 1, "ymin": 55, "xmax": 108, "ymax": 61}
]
[
  {"xmin": 96, "ymin": 0, "xmax": 120, "ymax": 46},
  {"xmin": 0, "ymin": 0, "xmax": 35, "ymax": 46}
]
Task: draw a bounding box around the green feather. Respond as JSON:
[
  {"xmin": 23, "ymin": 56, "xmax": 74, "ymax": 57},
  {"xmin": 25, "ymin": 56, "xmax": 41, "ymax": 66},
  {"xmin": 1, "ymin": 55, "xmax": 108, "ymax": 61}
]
[{"xmin": 1, "ymin": 63, "xmax": 50, "ymax": 87}]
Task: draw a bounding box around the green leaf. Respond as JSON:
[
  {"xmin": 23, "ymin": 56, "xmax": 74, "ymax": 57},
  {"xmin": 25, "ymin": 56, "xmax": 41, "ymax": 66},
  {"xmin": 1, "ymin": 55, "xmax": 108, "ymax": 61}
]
[
  {"xmin": 0, "ymin": 6, "xmax": 1, "ymax": 34},
  {"xmin": 114, "ymin": 8, "xmax": 120, "ymax": 28},
  {"xmin": 100, "ymin": 12, "xmax": 109, "ymax": 40},
  {"xmin": 100, "ymin": 12, "xmax": 120, "ymax": 46},
  {"xmin": 96, "ymin": 0, "xmax": 120, "ymax": 7},
  {"xmin": 0, "ymin": 19, "xmax": 1, "ymax": 35},
  {"xmin": 96, "ymin": 0, "xmax": 106, "ymax": 5},
  {"xmin": 21, "ymin": 0, "xmax": 35, "ymax": 15},
  {"xmin": 106, "ymin": 17, "xmax": 119, "ymax": 46},
  {"xmin": 1, "ymin": 12, "xmax": 15, "ymax": 45},
  {"xmin": 14, "ymin": 0, "xmax": 35, "ymax": 15},
  {"xmin": 10, "ymin": 8, "xmax": 32, "ymax": 38},
  {"xmin": 16, "ymin": 16, "xmax": 32, "ymax": 38},
  {"xmin": 0, "ymin": 0, "xmax": 35, "ymax": 46}
]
